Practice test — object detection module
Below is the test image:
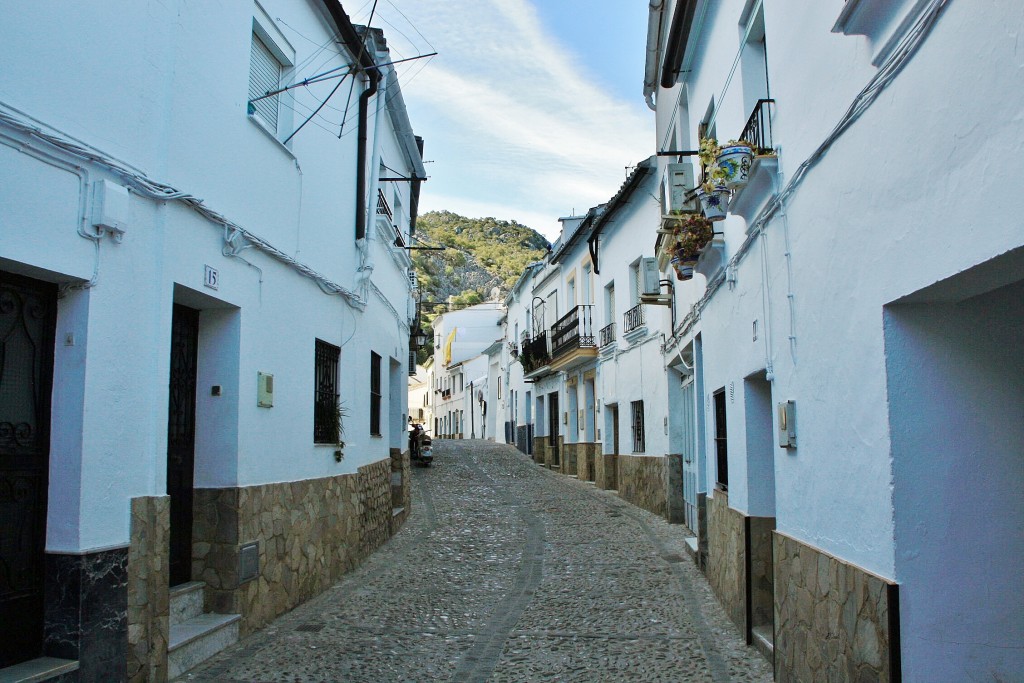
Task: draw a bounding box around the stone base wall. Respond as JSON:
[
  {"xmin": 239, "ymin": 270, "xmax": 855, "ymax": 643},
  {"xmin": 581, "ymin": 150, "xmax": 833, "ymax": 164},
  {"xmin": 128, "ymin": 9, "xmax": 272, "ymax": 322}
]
[
  {"xmin": 532, "ymin": 436, "xmax": 548, "ymax": 464},
  {"xmin": 389, "ymin": 448, "xmax": 411, "ymax": 535},
  {"xmin": 774, "ymin": 532, "xmax": 898, "ymax": 683},
  {"xmin": 594, "ymin": 453, "xmax": 618, "ymax": 490},
  {"xmin": 192, "ymin": 459, "xmax": 402, "ymax": 636},
  {"xmin": 581, "ymin": 443, "xmax": 597, "ymax": 482},
  {"xmin": 665, "ymin": 454, "xmax": 685, "ymax": 524},
  {"xmin": 128, "ymin": 496, "xmax": 170, "ymax": 683},
  {"xmin": 616, "ymin": 454, "xmax": 668, "ymax": 517},
  {"xmin": 45, "ymin": 547, "xmax": 129, "ymax": 682},
  {"xmin": 515, "ymin": 425, "xmax": 532, "ymax": 455},
  {"xmin": 359, "ymin": 458, "xmax": 394, "ymax": 557},
  {"xmin": 749, "ymin": 517, "xmax": 775, "ymax": 634},
  {"xmin": 561, "ymin": 442, "xmax": 579, "ymax": 476},
  {"xmin": 706, "ymin": 490, "xmax": 746, "ymax": 634}
]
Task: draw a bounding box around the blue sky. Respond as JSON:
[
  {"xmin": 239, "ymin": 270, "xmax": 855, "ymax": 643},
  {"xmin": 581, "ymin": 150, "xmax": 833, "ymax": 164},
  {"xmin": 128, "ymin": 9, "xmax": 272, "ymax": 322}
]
[{"xmin": 348, "ymin": 0, "xmax": 653, "ymax": 240}]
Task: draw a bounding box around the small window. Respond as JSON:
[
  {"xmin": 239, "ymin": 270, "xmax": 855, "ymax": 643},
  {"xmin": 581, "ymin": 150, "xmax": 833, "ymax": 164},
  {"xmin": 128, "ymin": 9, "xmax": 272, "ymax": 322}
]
[
  {"xmin": 714, "ymin": 389, "xmax": 729, "ymax": 489},
  {"xmin": 370, "ymin": 352, "xmax": 382, "ymax": 436},
  {"xmin": 631, "ymin": 400, "xmax": 646, "ymax": 453},
  {"xmin": 630, "ymin": 261, "xmax": 642, "ymax": 305},
  {"xmin": 249, "ymin": 33, "xmax": 283, "ymax": 133},
  {"xmin": 314, "ymin": 339, "xmax": 340, "ymax": 444}
]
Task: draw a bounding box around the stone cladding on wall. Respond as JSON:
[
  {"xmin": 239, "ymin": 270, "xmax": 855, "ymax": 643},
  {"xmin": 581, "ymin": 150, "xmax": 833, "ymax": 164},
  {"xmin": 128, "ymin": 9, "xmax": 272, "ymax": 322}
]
[
  {"xmin": 665, "ymin": 454, "xmax": 685, "ymax": 524},
  {"xmin": 581, "ymin": 443, "xmax": 597, "ymax": 482},
  {"xmin": 594, "ymin": 453, "xmax": 618, "ymax": 490},
  {"xmin": 390, "ymin": 448, "xmax": 411, "ymax": 535},
  {"xmin": 616, "ymin": 454, "xmax": 667, "ymax": 517},
  {"xmin": 749, "ymin": 517, "xmax": 775, "ymax": 637},
  {"xmin": 561, "ymin": 442, "xmax": 579, "ymax": 476},
  {"xmin": 532, "ymin": 436, "xmax": 548, "ymax": 465},
  {"xmin": 706, "ymin": 490, "xmax": 746, "ymax": 635},
  {"xmin": 128, "ymin": 496, "xmax": 170, "ymax": 683},
  {"xmin": 191, "ymin": 459, "xmax": 401, "ymax": 636},
  {"xmin": 774, "ymin": 531, "xmax": 898, "ymax": 683},
  {"xmin": 359, "ymin": 458, "xmax": 394, "ymax": 555}
]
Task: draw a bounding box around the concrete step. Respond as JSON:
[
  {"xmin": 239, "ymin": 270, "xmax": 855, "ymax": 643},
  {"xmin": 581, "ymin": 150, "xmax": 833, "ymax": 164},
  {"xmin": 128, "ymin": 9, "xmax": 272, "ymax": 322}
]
[
  {"xmin": 0, "ymin": 657, "xmax": 78, "ymax": 683},
  {"xmin": 168, "ymin": 613, "xmax": 241, "ymax": 680},
  {"xmin": 169, "ymin": 581, "xmax": 206, "ymax": 625}
]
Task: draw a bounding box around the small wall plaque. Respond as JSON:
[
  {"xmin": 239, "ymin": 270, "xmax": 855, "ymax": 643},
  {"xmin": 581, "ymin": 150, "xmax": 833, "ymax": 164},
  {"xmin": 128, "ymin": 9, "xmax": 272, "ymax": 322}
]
[{"xmin": 239, "ymin": 541, "xmax": 259, "ymax": 583}]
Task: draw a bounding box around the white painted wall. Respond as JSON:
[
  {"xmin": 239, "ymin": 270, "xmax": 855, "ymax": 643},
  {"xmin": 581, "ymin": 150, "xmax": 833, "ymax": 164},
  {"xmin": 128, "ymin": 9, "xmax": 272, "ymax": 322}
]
[{"xmin": 1, "ymin": 0, "xmax": 421, "ymax": 552}]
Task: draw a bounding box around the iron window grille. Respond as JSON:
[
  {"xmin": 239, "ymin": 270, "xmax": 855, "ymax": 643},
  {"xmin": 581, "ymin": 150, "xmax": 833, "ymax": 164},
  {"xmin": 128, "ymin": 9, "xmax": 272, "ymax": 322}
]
[
  {"xmin": 623, "ymin": 303, "xmax": 646, "ymax": 334},
  {"xmin": 370, "ymin": 352, "xmax": 382, "ymax": 436},
  {"xmin": 714, "ymin": 389, "xmax": 729, "ymax": 490},
  {"xmin": 314, "ymin": 339, "xmax": 340, "ymax": 443},
  {"xmin": 631, "ymin": 400, "xmax": 646, "ymax": 453},
  {"xmin": 599, "ymin": 322, "xmax": 617, "ymax": 347}
]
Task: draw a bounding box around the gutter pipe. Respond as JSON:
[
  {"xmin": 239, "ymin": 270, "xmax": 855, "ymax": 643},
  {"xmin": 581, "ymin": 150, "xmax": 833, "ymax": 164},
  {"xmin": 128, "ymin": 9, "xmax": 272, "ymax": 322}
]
[
  {"xmin": 643, "ymin": 0, "xmax": 665, "ymax": 111},
  {"xmin": 660, "ymin": 0, "xmax": 698, "ymax": 89},
  {"xmin": 320, "ymin": 0, "xmax": 380, "ymax": 241}
]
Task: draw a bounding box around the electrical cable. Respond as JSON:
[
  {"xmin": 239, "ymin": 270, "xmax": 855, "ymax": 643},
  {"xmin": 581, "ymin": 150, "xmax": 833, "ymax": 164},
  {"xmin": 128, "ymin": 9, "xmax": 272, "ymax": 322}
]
[{"xmin": 664, "ymin": 0, "xmax": 951, "ymax": 353}]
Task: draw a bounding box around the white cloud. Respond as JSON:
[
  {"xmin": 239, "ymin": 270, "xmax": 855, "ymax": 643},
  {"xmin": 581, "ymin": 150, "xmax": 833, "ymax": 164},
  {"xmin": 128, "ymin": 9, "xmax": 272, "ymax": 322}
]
[{"xmin": 373, "ymin": 0, "xmax": 652, "ymax": 240}]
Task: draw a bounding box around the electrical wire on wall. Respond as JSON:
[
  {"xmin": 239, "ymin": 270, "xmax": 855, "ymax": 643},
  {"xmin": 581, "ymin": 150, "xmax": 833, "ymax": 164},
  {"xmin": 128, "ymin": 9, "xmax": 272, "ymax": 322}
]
[
  {"xmin": 0, "ymin": 101, "xmax": 366, "ymax": 309},
  {"xmin": 665, "ymin": 0, "xmax": 952, "ymax": 355}
]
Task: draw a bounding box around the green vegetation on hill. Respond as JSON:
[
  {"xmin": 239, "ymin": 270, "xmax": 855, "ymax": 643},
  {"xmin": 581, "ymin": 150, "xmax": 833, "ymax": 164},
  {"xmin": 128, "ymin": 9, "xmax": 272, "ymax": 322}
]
[{"xmin": 412, "ymin": 210, "xmax": 548, "ymax": 362}]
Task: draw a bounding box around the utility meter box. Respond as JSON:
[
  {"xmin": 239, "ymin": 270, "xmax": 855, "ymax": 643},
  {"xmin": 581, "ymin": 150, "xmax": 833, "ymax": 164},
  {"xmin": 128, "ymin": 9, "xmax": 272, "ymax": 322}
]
[
  {"xmin": 257, "ymin": 372, "xmax": 274, "ymax": 408},
  {"xmin": 778, "ymin": 400, "xmax": 796, "ymax": 448}
]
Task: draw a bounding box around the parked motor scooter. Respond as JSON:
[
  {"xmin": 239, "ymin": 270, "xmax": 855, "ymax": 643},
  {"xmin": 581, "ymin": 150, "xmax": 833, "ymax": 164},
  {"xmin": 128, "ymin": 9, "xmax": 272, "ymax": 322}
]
[{"xmin": 409, "ymin": 424, "xmax": 433, "ymax": 466}]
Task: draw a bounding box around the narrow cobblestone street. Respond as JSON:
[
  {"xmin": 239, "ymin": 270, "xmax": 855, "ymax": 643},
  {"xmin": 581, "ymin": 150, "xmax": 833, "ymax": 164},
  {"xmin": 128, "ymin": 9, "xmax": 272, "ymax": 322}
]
[{"xmin": 178, "ymin": 440, "xmax": 773, "ymax": 682}]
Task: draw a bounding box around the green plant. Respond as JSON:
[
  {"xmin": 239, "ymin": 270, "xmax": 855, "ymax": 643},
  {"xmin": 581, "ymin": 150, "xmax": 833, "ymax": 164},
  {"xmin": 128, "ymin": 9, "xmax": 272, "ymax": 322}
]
[
  {"xmin": 329, "ymin": 400, "xmax": 350, "ymax": 462},
  {"xmin": 672, "ymin": 215, "xmax": 714, "ymax": 258}
]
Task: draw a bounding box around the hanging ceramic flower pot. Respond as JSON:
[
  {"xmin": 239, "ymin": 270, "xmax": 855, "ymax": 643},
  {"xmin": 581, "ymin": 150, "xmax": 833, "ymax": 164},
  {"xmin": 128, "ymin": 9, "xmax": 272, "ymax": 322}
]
[
  {"xmin": 716, "ymin": 144, "xmax": 754, "ymax": 189},
  {"xmin": 697, "ymin": 186, "xmax": 730, "ymax": 221}
]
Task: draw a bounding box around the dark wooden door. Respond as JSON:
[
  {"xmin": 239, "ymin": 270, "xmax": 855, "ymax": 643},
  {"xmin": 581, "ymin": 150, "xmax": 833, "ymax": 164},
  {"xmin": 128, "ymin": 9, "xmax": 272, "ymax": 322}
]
[
  {"xmin": 166, "ymin": 304, "xmax": 199, "ymax": 586},
  {"xmin": 548, "ymin": 392, "xmax": 559, "ymax": 465},
  {"xmin": 0, "ymin": 271, "xmax": 56, "ymax": 668}
]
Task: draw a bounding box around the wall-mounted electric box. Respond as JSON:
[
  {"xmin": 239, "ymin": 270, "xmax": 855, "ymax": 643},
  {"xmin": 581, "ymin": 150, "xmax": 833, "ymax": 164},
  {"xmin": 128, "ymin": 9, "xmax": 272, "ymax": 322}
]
[
  {"xmin": 778, "ymin": 400, "xmax": 796, "ymax": 448},
  {"xmin": 92, "ymin": 179, "xmax": 130, "ymax": 241},
  {"xmin": 257, "ymin": 372, "xmax": 274, "ymax": 408}
]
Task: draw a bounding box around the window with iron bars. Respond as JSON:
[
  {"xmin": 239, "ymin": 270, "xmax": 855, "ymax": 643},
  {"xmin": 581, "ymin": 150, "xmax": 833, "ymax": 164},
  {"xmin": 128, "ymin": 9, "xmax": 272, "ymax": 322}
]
[
  {"xmin": 370, "ymin": 352, "xmax": 382, "ymax": 436},
  {"xmin": 631, "ymin": 400, "xmax": 646, "ymax": 453},
  {"xmin": 314, "ymin": 339, "xmax": 340, "ymax": 444},
  {"xmin": 714, "ymin": 389, "xmax": 729, "ymax": 490}
]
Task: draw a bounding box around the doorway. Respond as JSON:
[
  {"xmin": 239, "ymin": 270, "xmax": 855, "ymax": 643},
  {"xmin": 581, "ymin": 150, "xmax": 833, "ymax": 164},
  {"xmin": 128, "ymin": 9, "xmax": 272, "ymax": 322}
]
[
  {"xmin": 167, "ymin": 304, "xmax": 199, "ymax": 587},
  {"xmin": 680, "ymin": 378, "xmax": 698, "ymax": 532},
  {"xmin": 547, "ymin": 391, "xmax": 560, "ymax": 466},
  {"xmin": 0, "ymin": 271, "xmax": 57, "ymax": 668}
]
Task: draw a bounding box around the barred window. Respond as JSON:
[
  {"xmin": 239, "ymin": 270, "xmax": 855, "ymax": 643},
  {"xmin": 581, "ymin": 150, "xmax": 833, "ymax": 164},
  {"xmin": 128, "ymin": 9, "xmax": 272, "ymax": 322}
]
[
  {"xmin": 370, "ymin": 352, "xmax": 382, "ymax": 436},
  {"xmin": 714, "ymin": 389, "xmax": 729, "ymax": 489},
  {"xmin": 631, "ymin": 400, "xmax": 645, "ymax": 453},
  {"xmin": 314, "ymin": 339, "xmax": 340, "ymax": 443}
]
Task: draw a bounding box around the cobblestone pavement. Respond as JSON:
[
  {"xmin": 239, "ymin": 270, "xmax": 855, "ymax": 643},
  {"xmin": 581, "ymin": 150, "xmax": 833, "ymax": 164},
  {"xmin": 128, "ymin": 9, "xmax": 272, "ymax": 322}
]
[{"xmin": 178, "ymin": 440, "xmax": 773, "ymax": 682}]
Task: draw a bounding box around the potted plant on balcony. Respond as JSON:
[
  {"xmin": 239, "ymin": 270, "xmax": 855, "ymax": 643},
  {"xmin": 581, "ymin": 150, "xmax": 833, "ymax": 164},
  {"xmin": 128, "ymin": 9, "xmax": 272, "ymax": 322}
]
[
  {"xmin": 669, "ymin": 214, "xmax": 713, "ymax": 281},
  {"xmin": 700, "ymin": 137, "xmax": 755, "ymax": 190},
  {"xmin": 696, "ymin": 181, "xmax": 730, "ymax": 221}
]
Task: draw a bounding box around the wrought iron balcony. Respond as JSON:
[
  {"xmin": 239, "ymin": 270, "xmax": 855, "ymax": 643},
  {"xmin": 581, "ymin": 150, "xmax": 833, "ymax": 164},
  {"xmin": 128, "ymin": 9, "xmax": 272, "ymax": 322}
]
[
  {"xmin": 740, "ymin": 98, "xmax": 775, "ymax": 155},
  {"xmin": 550, "ymin": 305, "xmax": 596, "ymax": 359},
  {"xmin": 376, "ymin": 188, "xmax": 393, "ymax": 221},
  {"xmin": 623, "ymin": 303, "xmax": 645, "ymax": 334},
  {"xmin": 599, "ymin": 322, "xmax": 616, "ymax": 347},
  {"xmin": 520, "ymin": 332, "xmax": 551, "ymax": 374}
]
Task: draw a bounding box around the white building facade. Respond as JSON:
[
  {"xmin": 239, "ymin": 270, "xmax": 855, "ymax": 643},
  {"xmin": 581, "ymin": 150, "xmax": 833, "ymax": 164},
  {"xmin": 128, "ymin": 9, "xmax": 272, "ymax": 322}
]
[
  {"xmin": 0, "ymin": 1, "xmax": 424, "ymax": 680},
  {"xmin": 642, "ymin": 0, "xmax": 1024, "ymax": 679}
]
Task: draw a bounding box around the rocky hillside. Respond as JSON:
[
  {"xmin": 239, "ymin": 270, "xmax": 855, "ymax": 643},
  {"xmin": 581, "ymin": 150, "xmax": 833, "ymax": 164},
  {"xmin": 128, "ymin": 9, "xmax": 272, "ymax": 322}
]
[{"xmin": 412, "ymin": 210, "xmax": 548, "ymax": 310}]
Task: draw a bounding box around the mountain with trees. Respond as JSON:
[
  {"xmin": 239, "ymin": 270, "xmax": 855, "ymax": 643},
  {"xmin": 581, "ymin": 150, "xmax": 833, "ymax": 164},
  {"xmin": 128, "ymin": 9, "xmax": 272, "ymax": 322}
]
[{"xmin": 411, "ymin": 210, "xmax": 549, "ymax": 360}]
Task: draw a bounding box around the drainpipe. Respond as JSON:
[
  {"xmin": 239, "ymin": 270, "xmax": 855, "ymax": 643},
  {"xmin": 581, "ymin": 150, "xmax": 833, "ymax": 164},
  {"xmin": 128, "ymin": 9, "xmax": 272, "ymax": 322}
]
[
  {"xmin": 355, "ymin": 69, "xmax": 380, "ymax": 241},
  {"xmin": 643, "ymin": 0, "xmax": 665, "ymax": 111}
]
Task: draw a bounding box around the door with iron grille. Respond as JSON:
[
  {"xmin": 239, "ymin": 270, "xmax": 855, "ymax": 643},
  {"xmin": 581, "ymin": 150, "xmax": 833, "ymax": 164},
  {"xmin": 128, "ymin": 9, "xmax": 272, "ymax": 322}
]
[
  {"xmin": 166, "ymin": 304, "xmax": 199, "ymax": 586},
  {"xmin": 0, "ymin": 271, "xmax": 56, "ymax": 668},
  {"xmin": 547, "ymin": 392, "xmax": 559, "ymax": 465},
  {"xmin": 680, "ymin": 380, "xmax": 698, "ymax": 532}
]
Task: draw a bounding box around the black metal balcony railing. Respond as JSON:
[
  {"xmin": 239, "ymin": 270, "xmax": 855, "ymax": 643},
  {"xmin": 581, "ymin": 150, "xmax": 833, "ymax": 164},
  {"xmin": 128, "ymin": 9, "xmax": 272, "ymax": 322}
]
[
  {"xmin": 376, "ymin": 188, "xmax": 393, "ymax": 221},
  {"xmin": 599, "ymin": 322, "xmax": 616, "ymax": 347},
  {"xmin": 508, "ymin": 341, "xmax": 519, "ymax": 359},
  {"xmin": 550, "ymin": 305, "xmax": 596, "ymax": 358},
  {"xmin": 623, "ymin": 303, "xmax": 645, "ymax": 334},
  {"xmin": 520, "ymin": 332, "xmax": 551, "ymax": 374},
  {"xmin": 739, "ymin": 98, "xmax": 775, "ymax": 155}
]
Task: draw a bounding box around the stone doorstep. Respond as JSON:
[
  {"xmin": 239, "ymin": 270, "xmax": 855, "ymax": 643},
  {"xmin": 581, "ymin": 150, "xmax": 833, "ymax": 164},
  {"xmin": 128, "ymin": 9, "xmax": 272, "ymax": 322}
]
[
  {"xmin": 751, "ymin": 624, "xmax": 774, "ymax": 661},
  {"xmin": 169, "ymin": 580, "xmax": 206, "ymax": 625},
  {"xmin": 168, "ymin": 613, "xmax": 241, "ymax": 680},
  {"xmin": 0, "ymin": 658, "xmax": 79, "ymax": 683}
]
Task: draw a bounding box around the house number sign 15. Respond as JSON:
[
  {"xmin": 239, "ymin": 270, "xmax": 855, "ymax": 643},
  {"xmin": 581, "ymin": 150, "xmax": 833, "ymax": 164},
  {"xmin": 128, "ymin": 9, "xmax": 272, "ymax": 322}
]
[{"xmin": 204, "ymin": 265, "xmax": 219, "ymax": 290}]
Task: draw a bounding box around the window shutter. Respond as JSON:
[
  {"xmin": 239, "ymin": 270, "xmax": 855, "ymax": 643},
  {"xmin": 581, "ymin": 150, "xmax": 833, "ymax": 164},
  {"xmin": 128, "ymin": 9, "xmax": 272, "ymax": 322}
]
[{"xmin": 249, "ymin": 34, "xmax": 282, "ymax": 133}]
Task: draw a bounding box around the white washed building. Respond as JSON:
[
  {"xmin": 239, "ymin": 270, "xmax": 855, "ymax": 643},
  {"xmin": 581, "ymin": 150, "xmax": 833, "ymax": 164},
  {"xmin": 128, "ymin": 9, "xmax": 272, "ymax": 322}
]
[
  {"xmin": 642, "ymin": 0, "xmax": 1024, "ymax": 679},
  {"xmin": 0, "ymin": 1, "xmax": 424, "ymax": 680}
]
